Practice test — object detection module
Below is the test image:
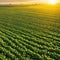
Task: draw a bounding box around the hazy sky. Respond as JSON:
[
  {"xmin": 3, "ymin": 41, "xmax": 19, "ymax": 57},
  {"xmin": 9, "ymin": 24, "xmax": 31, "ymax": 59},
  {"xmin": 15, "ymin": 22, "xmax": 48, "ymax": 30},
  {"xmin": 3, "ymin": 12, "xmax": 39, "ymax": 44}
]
[{"xmin": 0, "ymin": 0, "xmax": 60, "ymax": 4}]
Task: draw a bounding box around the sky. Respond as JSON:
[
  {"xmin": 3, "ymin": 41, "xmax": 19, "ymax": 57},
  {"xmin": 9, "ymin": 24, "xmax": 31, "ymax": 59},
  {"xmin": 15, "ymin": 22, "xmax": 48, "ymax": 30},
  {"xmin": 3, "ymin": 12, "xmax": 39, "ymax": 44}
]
[{"xmin": 0, "ymin": 0, "xmax": 60, "ymax": 4}]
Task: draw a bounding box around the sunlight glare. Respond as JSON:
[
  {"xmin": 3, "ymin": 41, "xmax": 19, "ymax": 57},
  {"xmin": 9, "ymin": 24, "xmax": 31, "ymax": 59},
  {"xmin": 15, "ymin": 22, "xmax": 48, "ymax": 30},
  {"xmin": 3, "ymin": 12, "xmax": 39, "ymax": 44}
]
[{"xmin": 48, "ymin": 0, "xmax": 57, "ymax": 4}]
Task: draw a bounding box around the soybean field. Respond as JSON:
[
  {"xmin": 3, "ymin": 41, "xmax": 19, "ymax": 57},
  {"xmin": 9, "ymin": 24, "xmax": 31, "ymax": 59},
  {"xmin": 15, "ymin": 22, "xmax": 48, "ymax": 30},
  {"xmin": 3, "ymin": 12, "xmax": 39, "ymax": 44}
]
[{"xmin": 0, "ymin": 5, "xmax": 60, "ymax": 60}]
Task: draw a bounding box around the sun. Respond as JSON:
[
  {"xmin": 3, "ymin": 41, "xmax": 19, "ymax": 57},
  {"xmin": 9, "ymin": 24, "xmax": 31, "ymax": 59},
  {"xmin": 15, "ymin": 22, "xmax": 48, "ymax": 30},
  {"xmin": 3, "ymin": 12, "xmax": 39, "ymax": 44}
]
[{"xmin": 48, "ymin": 0, "xmax": 57, "ymax": 4}]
